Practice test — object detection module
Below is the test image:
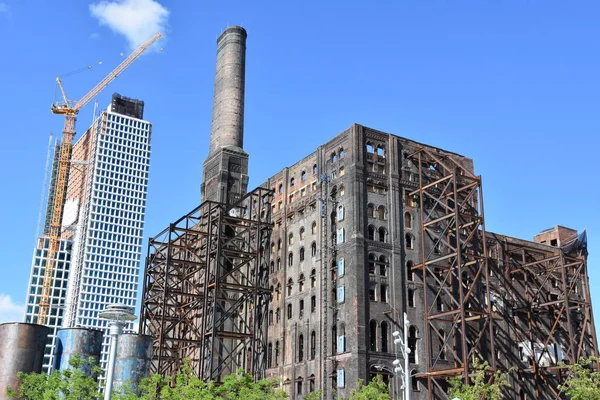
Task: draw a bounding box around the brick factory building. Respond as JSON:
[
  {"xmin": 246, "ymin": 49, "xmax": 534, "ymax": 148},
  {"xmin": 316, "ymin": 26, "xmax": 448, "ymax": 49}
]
[{"xmin": 140, "ymin": 26, "xmax": 598, "ymax": 400}]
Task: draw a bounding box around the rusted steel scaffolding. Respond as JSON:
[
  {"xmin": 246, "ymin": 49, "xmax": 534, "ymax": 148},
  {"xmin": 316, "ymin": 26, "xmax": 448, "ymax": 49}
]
[
  {"xmin": 409, "ymin": 147, "xmax": 494, "ymax": 399},
  {"xmin": 140, "ymin": 187, "xmax": 274, "ymax": 382},
  {"xmin": 488, "ymin": 232, "xmax": 598, "ymax": 399},
  {"xmin": 408, "ymin": 147, "xmax": 598, "ymax": 399}
]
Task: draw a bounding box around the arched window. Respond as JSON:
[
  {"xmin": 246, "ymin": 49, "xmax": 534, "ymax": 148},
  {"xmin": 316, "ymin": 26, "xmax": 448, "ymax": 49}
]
[
  {"xmin": 337, "ymin": 204, "xmax": 344, "ymax": 221},
  {"xmin": 404, "ymin": 212, "xmax": 412, "ymax": 229},
  {"xmin": 408, "ymin": 289, "xmax": 415, "ymax": 307},
  {"xmin": 269, "ymin": 310, "xmax": 273, "ymax": 325},
  {"xmin": 437, "ymin": 295, "xmax": 444, "ymax": 312},
  {"xmin": 380, "ymin": 284, "xmax": 388, "ymax": 303},
  {"xmin": 287, "ymin": 278, "xmax": 293, "ymax": 296},
  {"xmin": 271, "ymin": 241, "xmax": 275, "ymax": 253},
  {"xmin": 313, "ymin": 164, "xmax": 318, "ymax": 175},
  {"xmin": 339, "ymin": 166, "xmax": 345, "ymax": 176},
  {"xmin": 377, "ymin": 205, "xmax": 386, "ymax": 220},
  {"xmin": 312, "ymin": 221, "xmax": 317, "ymax": 235},
  {"xmin": 405, "ymin": 233, "xmax": 414, "ymax": 249},
  {"xmin": 277, "ymin": 238, "xmax": 282, "ymax": 250},
  {"xmin": 277, "ymin": 257, "xmax": 281, "ymax": 270},
  {"xmin": 311, "ymin": 241, "xmax": 317, "ymax": 257},
  {"xmin": 288, "ymin": 252, "xmax": 293, "ymax": 267},
  {"xmin": 408, "ymin": 326, "xmax": 418, "ymax": 363},
  {"xmin": 411, "ymin": 370, "xmax": 419, "ymax": 391},
  {"xmin": 270, "ymin": 261, "xmax": 274, "ymax": 273},
  {"xmin": 368, "ymin": 253, "xmax": 376, "ymax": 274},
  {"xmin": 299, "ymin": 274, "xmax": 305, "ymax": 292},
  {"xmin": 278, "ymin": 183, "xmax": 283, "ymax": 194},
  {"xmin": 276, "ymin": 283, "xmax": 281, "ymax": 301},
  {"xmin": 311, "ymin": 269, "xmax": 317, "ymax": 287},
  {"xmin": 376, "ymin": 145, "xmax": 385, "ymax": 157},
  {"xmin": 332, "ymin": 152, "xmax": 337, "ymax": 163},
  {"xmin": 339, "ymin": 185, "xmax": 345, "ymax": 196},
  {"xmin": 369, "ymin": 320, "xmax": 377, "ymax": 351},
  {"xmin": 289, "ymin": 233, "xmax": 294, "ymax": 245},
  {"xmin": 290, "ymin": 177, "xmax": 295, "ymax": 186},
  {"xmin": 268, "ymin": 342, "xmax": 273, "ymax": 368},
  {"xmin": 379, "ymin": 255, "xmax": 388, "ymax": 276},
  {"xmin": 378, "ymin": 227, "xmax": 386, "ymax": 243},
  {"xmin": 298, "ymin": 334, "xmax": 304, "ymax": 362},
  {"xmin": 366, "ymin": 143, "xmax": 374, "ymax": 153},
  {"xmin": 407, "ymin": 260, "xmax": 414, "ymax": 281},
  {"xmin": 299, "ymin": 247, "xmax": 305, "ymax": 262},
  {"xmin": 332, "ymin": 324, "xmax": 337, "ymax": 356},
  {"xmin": 301, "ymin": 170, "xmax": 306, "ymax": 181},
  {"xmin": 300, "ymin": 227, "xmax": 305, "ymax": 240},
  {"xmin": 276, "ymin": 307, "xmax": 281, "ymax": 323},
  {"xmin": 339, "ymin": 148, "xmax": 345, "ymax": 159},
  {"xmin": 275, "ymin": 341, "xmax": 280, "ymax": 365},
  {"xmin": 438, "ymin": 329, "xmax": 446, "ymax": 360},
  {"xmin": 367, "ymin": 203, "xmax": 374, "ymax": 217},
  {"xmin": 287, "ymin": 303, "xmax": 292, "ymax": 319},
  {"xmin": 311, "ymin": 331, "xmax": 316, "ymax": 360},
  {"xmin": 368, "ymin": 225, "xmax": 375, "ymax": 241},
  {"xmin": 381, "ymin": 321, "xmax": 389, "ymax": 353}
]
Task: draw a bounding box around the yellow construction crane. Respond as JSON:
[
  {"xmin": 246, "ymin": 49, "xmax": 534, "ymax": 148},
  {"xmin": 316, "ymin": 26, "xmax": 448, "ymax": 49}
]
[{"xmin": 38, "ymin": 32, "xmax": 162, "ymax": 325}]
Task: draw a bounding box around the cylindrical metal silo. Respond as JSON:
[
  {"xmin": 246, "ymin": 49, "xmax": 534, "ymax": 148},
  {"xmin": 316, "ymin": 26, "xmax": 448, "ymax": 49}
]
[
  {"xmin": 113, "ymin": 333, "xmax": 152, "ymax": 394},
  {"xmin": 0, "ymin": 323, "xmax": 50, "ymax": 400},
  {"xmin": 53, "ymin": 327, "xmax": 103, "ymax": 376}
]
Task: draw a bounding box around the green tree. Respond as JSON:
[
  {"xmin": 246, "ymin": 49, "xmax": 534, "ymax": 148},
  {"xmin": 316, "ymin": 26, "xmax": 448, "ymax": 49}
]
[
  {"xmin": 9, "ymin": 355, "xmax": 103, "ymax": 400},
  {"xmin": 304, "ymin": 390, "xmax": 323, "ymax": 400},
  {"xmin": 558, "ymin": 357, "xmax": 600, "ymax": 400},
  {"xmin": 447, "ymin": 358, "xmax": 509, "ymax": 400},
  {"xmin": 114, "ymin": 362, "xmax": 288, "ymax": 400},
  {"xmin": 341, "ymin": 375, "xmax": 390, "ymax": 400}
]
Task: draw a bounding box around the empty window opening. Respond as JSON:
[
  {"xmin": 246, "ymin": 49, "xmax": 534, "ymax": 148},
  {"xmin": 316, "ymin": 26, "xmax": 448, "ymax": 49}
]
[
  {"xmin": 381, "ymin": 321, "xmax": 389, "ymax": 352},
  {"xmin": 405, "ymin": 233, "xmax": 414, "ymax": 249},
  {"xmin": 369, "ymin": 320, "xmax": 377, "ymax": 351},
  {"xmin": 298, "ymin": 335, "xmax": 304, "ymax": 362},
  {"xmin": 407, "ymin": 260, "xmax": 414, "ymax": 281},
  {"xmin": 405, "ymin": 212, "xmax": 412, "ymax": 229},
  {"xmin": 378, "ymin": 227, "xmax": 386, "ymax": 242},
  {"xmin": 378, "ymin": 205, "xmax": 386, "ymax": 220}
]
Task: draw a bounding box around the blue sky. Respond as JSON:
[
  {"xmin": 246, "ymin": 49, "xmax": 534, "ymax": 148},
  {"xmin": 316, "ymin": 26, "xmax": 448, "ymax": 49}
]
[{"xmin": 0, "ymin": 0, "xmax": 599, "ymax": 327}]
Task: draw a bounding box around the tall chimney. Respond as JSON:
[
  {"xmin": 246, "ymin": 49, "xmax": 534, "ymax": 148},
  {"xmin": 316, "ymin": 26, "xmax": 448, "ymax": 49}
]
[
  {"xmin": 208, "ymin": 26, "xmax": 247, "ymax": 154},
  {"xmin": 202, "ymin": 26, "xmax": 249, "ymax": 204}
]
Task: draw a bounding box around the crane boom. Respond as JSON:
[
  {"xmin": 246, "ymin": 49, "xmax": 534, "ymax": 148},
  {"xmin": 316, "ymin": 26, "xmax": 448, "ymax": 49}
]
[{"xmin": 37, "ymin": 32, "xmax": 162, "ymax": 325}]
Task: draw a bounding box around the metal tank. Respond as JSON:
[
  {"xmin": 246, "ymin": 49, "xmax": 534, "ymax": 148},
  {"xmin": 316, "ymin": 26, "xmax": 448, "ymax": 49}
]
[
  {"xmin": 53, "ymin": 327, "xmax": 103, "ymax": 376},
  {"xmin": 113, "ymin": 333, "xmax": 153, "ymax": 394},
  {"xmin": 0, "ymin": 322, "xmax": 50, "ymax": 400}
]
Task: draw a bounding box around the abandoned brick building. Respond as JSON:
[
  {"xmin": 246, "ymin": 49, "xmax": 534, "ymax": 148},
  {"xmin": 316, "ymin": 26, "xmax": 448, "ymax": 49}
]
[{"xmin": 140, "ymin": 26, "xmax": 598, "ymax": 400}]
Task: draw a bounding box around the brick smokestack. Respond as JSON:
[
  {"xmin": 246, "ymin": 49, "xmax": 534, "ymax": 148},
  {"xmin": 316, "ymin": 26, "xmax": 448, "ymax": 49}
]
[
  {"xmin": 208, "ymin": 26, "xmax": 247, "ymax": 154},
  {"xmin": 201, "ymin": 26, "xmax": 249, "ymax": 204}
]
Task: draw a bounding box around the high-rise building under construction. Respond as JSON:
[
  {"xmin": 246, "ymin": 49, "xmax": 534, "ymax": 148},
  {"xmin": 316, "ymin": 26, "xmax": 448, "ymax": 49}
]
[
  {"xmin": 24, "ymin": 93, "xmax": 152, "ymax": 371},
  {"xmin": 140, "ymin": 26, "xmax": 598, "ymax": 400}
]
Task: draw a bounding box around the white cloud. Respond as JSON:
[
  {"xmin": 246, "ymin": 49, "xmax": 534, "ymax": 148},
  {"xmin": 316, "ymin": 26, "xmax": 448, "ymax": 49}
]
[
  {"xmin": 89, "ymin": 0, "xmax": 168, "ymax": 50},
  {"xmin": 0, "ymin": 294, "xmax": 24, "ymax": 323},
  {"xmin": 0, "ymin": 3, "xmax": 10, "ymax": 15},
  {"xmin": 90, "ymin": 32, "xmax": 101, "ymax": 39}
]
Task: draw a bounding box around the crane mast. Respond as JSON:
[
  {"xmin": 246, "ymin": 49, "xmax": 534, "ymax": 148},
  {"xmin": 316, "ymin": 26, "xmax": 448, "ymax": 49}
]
[{"xmin": 37, "ymin": 33, "xmax": 162, "ymax": 325}]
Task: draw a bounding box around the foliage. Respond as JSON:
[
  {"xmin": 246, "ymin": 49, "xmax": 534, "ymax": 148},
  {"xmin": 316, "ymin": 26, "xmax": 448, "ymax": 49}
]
[
  {"xmin": 114, "ymin": 360, "xmax": 288, "ymax": 400},
  {"xmin": 341, "ymin": 375, "xmax": 390, "ymax": 400},
  {"xmin": 448, "ymin": 358, "xmax": 509, "ymax": 400},
  {"xmin": 304, "ymin": 389, "xmax": 323, "ymax": 400},
  {"xmin": 558, "ymin": 357, "xmax": 600, "ymax": 400},
  {"xmin": 8, "ymin": 354, "xmax": 103, "ymax": 400}
]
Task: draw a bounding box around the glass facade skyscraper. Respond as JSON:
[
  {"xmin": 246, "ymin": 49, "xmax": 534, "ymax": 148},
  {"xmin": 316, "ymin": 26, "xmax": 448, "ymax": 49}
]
[{"xmin": 24, "ymin": 94, "xmax": 152, "ymax": 372}]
